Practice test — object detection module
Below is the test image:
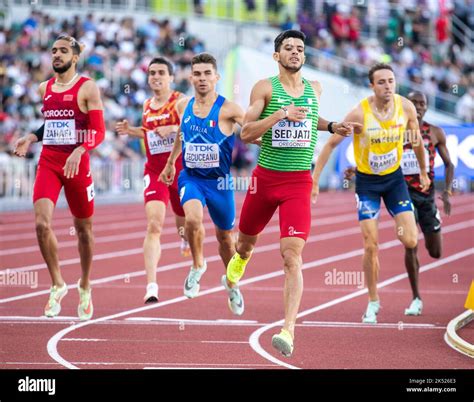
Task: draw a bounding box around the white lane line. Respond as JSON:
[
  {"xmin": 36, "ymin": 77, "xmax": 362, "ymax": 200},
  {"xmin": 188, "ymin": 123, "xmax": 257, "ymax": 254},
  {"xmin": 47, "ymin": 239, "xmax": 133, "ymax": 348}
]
[
  {"xmin": 10, "ymin": 216, "xmax": 472, "ymax": 304},
  {"xmin": 0, "ymin": 315, "xmax": 79, "ymax": 321},
  {"xmin": 3, "ymin": 200, "xmax": 473, "ymax": 257},
  {"xmin": 200, "ymin": 341, "xmax": 249, "ymax": 344},
  {"xmin": 62, "ymin": 338, "xmax": 107, "ymax": 342},
  {"xmin": 46, "ymin": 221, "xmax": 474, "ymax": 369},
  {"xmin": 248, "ymin": 248, "xmax": 474, "ymax": 370},
  {"xmin": 126, "ymin": 317, "xmax": 258, "ymax": 325},
  {"xmin": 0, "ymin": 197, "xmax": 353, "ymax": 242},
  {"xmin": 1, "ymin": 361, "xmax": 276, "ymax": 368},
  {"xmin": 0, "ymin": 200, "xmax": 366, "ymax": 260},
  {"xmin": 0, "ymin": 216, "xmax": 399, "ymax": 303},
  {"xmin": 301, "ymin": 321, "xmax": 445, "ymax": 329}
]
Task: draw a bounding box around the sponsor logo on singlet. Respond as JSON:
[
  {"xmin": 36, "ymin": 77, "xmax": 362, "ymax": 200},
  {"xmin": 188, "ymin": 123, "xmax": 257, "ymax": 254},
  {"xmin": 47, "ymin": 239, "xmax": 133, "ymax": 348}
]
[
  {"xmin": 368, "ymin": 148, "xmax": 398, "ymax": 174},
  {"xmin": 184, "ymin": 143, "xmax": 219, "ymax": 169},
  {"xmin": 271, "ymin": 119, "xmax": 312, "ymax": 148},
  {"xmin": 146, "ymin": 113, "xmax": 171, "ymax": 123},
  {"xmin": 43, "ymin": 119, "xmax": 76, "ymax": 145},
  {"xmin": 147, "ymin": 130, "xmax": 176, "ymax": 155}
]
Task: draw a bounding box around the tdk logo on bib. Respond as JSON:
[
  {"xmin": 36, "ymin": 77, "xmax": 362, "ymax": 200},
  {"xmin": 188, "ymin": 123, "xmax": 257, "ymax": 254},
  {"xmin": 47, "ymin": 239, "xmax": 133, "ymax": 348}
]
[
  {"xmin": 272, "ymin": 119, "xmax": 311, "ymax": 148},
  {"xmin": 185, "ymin": 143, "xmax": 219, "ymax": 169},
  {"xmin": 188, "ymin": 144, "xmax": 216, "ymax": 152}
]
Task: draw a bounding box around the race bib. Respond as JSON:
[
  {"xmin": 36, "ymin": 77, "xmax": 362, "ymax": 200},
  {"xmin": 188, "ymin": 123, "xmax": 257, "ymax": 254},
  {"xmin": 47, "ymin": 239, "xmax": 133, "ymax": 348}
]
[
  {"xmin": 401, "ymin": 148, "xmax": 429, "ymax": 175},
  {"xmin": 368, "ymin": 148, "xmax": 398, "ymax": 174},
  {"xmin": 43, "ymin": 119, "xmax": 76, "ymax": 145},
  {"xmin": 184, "ymin": 143, "xmax": 219, "ymax": 169},
  {"xmin": 271, "ymin": 119, "xmax": 312, "ymax": 148},
  {"xmin": 147, "ymin": 130, "xmax": 176, "ymax": 155}
]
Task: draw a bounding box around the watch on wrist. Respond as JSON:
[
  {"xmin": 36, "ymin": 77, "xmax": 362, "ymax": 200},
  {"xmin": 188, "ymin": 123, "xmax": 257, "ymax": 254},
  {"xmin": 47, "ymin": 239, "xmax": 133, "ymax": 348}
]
[
  {"xmin": 328, "ymin": 121, "xmax": 335, "ymax": 134},
  {"xmin": 281, "ymin": 107, "xmax": 288, "ymax": 119}
]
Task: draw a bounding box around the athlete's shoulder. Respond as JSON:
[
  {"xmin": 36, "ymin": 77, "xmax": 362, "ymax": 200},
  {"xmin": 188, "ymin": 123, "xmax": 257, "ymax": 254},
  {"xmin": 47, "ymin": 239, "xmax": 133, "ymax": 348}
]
[
  {"xmin": 38, "ymin": 80, "xmax": 49, "ymax": 97},
  {"xmin": 400, "ymin": 95, "xmax": 417, "ymax": 115},
  {"xmin": 222, "ymin": 98, "xmax": 244, "ymax": 116},
  {"xmin": 252, "ymin": 78, "xmax": 273, "ymax": 92},
  {"xmin": 307, "ymin": 79, "xmax": 322, "ymax": 94}
]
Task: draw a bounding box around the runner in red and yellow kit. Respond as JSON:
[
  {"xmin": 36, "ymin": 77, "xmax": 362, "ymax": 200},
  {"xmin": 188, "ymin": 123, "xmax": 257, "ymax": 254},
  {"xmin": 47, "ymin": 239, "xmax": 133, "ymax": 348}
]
[
  {"xmin": 14, "ymin": 34, "xmax": 105, "ymax": 320},
  {"xmin": 116, "ymin": 57, "xmax": 189, "ymax": 303}
]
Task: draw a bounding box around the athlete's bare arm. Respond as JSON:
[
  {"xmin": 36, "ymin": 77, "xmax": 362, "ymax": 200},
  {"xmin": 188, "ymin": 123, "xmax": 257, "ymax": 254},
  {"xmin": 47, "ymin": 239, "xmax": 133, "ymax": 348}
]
[
  {"xmin": 116, "ymin": 102, "xmax": 146, "ymax": 138},
  {"xmin": 241, "ymin": 79, "xmax": 307, "ymax": 144},
  {"xmin": 403, "ymin": 97, "xmax": 430, "ymax": 191},
  {"xmin": 432, "ymin": 125, "xmax": 454, "ymax": 215},
  {"xmin": 309, "ymin": 80, "xmax": 361, "ymax": 137},
  {"xmin": 219, "ymin": 100, "xmax": 245, "ymax": 136},
  {"xmin": 159, "ymin": 97, "xmax": 190, "ymax": 186}
]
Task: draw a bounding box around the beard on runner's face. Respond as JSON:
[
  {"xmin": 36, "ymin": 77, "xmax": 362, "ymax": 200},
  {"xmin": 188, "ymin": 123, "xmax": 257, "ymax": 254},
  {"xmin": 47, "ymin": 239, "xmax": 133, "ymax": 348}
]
[{"xmin": 52, "ymin": 58, "xmax": 73, "ymax": 74}]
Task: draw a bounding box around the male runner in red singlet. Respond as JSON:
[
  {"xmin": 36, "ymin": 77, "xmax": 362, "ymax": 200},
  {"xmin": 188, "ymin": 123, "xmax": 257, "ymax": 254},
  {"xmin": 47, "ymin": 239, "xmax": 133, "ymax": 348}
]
[
  {"xmin": 116, "ymin": 57, "xmax": 189, "ymax": 303},
  {"xmin": 14, "ymin": 34, "xmax": 105, "ymax": 320}
]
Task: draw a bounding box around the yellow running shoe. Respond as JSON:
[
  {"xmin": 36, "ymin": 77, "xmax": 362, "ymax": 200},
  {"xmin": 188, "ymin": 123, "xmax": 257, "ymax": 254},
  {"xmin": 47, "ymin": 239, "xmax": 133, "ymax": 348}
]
[
  {"xmin": 44, "ymin": 283, "xmax": 68, "ymax": 317},
  {"xmin": 272, "ymin": 329, "xmax": 294, "ymax": 357},
  {"xmin": 226, "ymin": 253, "xmax": 251, "ymax": 284},
  {"xmin": 77, "ymin": 279, "xmax": 93, "ymax": 321}
]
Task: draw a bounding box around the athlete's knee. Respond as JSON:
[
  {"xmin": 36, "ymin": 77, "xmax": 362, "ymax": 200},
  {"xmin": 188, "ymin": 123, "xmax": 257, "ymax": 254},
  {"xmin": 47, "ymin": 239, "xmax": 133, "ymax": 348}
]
[
  {"xmin": 185, "ymin": 215, "xmax": 202, "ymax": 231},
  {"xmin": 401, "ymin": 235, "xmax": 417, "ymax": 250},
  {"xmin": 236, "ymin": 235, "xmax": 255, "ymax": 258},
  {"xmin": 35, "ymin": 218, "xmax": 52, "ymax": 238},
  {"xmin": 147, "ymin": 218, "xmax": 163, "ymax": 236},
  {"xmin": 216, "ymin": 231, "xmax": 234, "ymax": 250},
  {"xmin": 75, "ymin": 222, "xmax": 93, "ymax": 244},
  {"xmin": 281, "ymin": 248, "xmax": 302, "ymax": 273},
  {"xmin": 363, "ymin": 238, "xmax": 378, "ymax": 255}
]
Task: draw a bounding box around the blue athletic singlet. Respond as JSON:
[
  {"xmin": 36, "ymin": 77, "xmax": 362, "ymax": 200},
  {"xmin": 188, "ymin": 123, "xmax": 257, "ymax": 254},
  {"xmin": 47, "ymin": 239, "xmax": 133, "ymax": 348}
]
[
  {"xmin": 180, "ymin": 95, "xmax": 235, "ymax": 179},
  {"xmin": 178, "ymin": 94, "xmax": 236, "ymax": 230}
]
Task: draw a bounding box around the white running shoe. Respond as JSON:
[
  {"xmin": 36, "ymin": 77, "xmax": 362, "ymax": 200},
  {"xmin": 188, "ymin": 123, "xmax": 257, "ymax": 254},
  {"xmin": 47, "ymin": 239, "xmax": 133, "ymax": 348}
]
[
  {"xmin": 221, "ymin": 275, "xmax": 244, "ymax": 316},
  {"xmin": 404, "ymin": 297, "xmax": 423, "ymax": 316},
  {"xmin": 44, "ymin": 283, "xmax": 68, "ymax": 317},
  {"xmin": 144, "ymin": 282, "xmax": 159, "ymax": 304},
  {"xmin": 183, "ymin": 261, "xmax": 207, "ymax": 298},
  {"xmin": 362, "ymin": 300, "xmax": 380, "ymax": 324},
  {"xmin": 77, "ymin": 279, "xmax": 93, "ymax": 321}
]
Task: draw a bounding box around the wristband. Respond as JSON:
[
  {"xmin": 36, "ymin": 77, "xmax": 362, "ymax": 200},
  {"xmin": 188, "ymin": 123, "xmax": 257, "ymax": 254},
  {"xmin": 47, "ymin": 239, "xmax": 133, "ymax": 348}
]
[
  {"xmin": 328, "ymin": 121, "xmax": 335, "ymax": 134},
  {"xmin": 34, "ymin": 124, "xmax": 45, "ymax": 141}
]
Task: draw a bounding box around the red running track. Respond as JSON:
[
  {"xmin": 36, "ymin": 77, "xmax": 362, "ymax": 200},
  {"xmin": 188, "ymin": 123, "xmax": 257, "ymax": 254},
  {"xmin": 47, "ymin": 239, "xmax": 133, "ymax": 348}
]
[{"xmin": 0, "ymin": 192, "xmax": 473, "ymax": 369}]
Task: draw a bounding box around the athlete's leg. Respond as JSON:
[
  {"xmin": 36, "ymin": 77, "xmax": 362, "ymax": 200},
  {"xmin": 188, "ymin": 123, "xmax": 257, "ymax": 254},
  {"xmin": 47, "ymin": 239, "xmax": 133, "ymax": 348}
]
[
  {"xmin": 424, "ymin": 231, "xmax": 442, "ymax": 259},
  {"xmin": 215, "ymin": 227, "xmax": 235, "ymax": 268},
  {"xmin": 360, "ymin": 218, "xmax": 380, "ymax": 302},
  {"xmin": 280, "ymin": 236, "xmax": 305, "ymax": 339},
  {"xmin": 143, "ymin": 200, "xmax": 166, "ymax": 285},
  {"xmin": 183, "ymin": 199, "xmax": 205, "ymax": 269},
  {"xmin": 34, "ymin": 199, "xmax": 63, "ymax": 287},
  {"xmin": 74, "ymin": 216, "xmax": 94, "ymax": 290}
]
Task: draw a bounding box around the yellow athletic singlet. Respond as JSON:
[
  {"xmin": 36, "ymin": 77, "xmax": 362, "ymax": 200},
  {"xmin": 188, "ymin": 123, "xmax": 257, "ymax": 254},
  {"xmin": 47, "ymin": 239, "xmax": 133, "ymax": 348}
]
[{"xmin": 354, "ymin": 94, "xmax": 407, "ymax": 175}]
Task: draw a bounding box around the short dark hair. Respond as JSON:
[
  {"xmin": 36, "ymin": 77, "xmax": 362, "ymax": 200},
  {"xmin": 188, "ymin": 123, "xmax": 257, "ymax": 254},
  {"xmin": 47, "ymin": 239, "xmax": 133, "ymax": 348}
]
[
  {"xmin": 368, "ymin": 63, "xmax": 394, "ymax": 84},
  {"xmin": 55, "ymin": 34, "xmax": 83, "ymax": 55},
  {"xmin": 191, "ymin": 53, "xmax": 218, "ymax": 71},
  {"xmin": 274, "ymin": 30, "xmax": 306, "ymax": 52},
  {"xmin": 148, "ymin": 57, "xmax": 174, "ymax": 76},
  {"xmin": 407, "ymin": 90, "xmax": 428, "ymax": 103}
]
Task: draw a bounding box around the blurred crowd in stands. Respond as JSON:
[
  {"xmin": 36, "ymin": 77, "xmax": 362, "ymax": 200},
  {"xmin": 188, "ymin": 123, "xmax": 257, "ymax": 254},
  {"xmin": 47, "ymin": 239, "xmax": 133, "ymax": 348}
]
[
  {"xmin": 294, "ymin": 0, "xmax": 473, "ymax": 120},
  {"xmin": 0, "ymin": 1, "xmax": 473, "ymax": 175}
]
